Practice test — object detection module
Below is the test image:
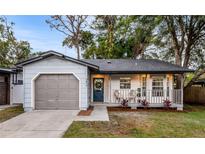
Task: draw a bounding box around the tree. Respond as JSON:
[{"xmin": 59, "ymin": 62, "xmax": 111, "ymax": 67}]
[
  {"xmin": 83, "ymin": 15, "xmax": 160, "ymax": 59},
  {"xmin": 0, "ymin": 16, "xmax": 32, "ymax": 67},
  {"xmin": 156, "ymin": 16, "xmax": 205, "ymax": 88},
  {"xmin": 46, "ymin": 15, "xmax": 88, "ymax": 59},
  {"xmin": 83, "ymin": 15, "xmax": 118, "ymax": 59},
  {"xmin": 117, "ymin": 16, "xmax": 161, "ymax": 59}
]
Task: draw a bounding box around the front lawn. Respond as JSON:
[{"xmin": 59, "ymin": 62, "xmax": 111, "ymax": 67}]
[
  {"xmin": 0, "ymin": 105, "xmax": 24, "ymax": 123},
  {"xmin": 63, "ymin": 105, "xmax": 205, "ymax": 138}
]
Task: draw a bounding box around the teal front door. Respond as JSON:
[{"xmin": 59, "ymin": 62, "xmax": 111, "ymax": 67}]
[{"xmin": 93, "ymin": 78, "xmax": 104, "ymax": 102}]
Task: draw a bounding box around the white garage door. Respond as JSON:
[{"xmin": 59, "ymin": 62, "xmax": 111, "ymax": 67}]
[{"xmin": 35, "ymin": 74, "xmax": 79, "ymax": 110}]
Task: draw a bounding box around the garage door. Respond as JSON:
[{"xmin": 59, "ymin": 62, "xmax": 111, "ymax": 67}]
[{"xmin": 35, "ymin": 74, "xmax": 79, "ymax": 110}]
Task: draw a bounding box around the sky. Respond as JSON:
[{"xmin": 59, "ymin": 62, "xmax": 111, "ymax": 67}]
[{"xmin": 6, "ymin": 15, "xmax": 76, "ymax": 58}]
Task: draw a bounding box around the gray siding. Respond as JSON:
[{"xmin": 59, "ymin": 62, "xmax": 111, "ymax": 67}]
[{"xmin": 23, "ymin": 56, "xmax": 88, "ymax": 111}]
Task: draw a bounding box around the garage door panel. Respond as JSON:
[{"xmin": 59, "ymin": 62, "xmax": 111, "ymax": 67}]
[
  {"xmin": 70, "ymin": 92, "xmax": 79, "ymax": 98},
  {"xmin": 35, "ymin": 80, "xmax": 47, "ymax": 89},
  {"xmin": 47, "ymin": 80, "xmax": 59, "ymax": 88},
  {"xmin": 47, "ymin": 75, "xmax": 59, "ymax": 79},
  {"xmin": 35, "ymin": 93, "xmax": 47, "ymax": 101},
  {"xmin": 58, "ymin": 93, "xmax": 70, "ymax": 99},
  {"xmin": 58, "ymin": 101, "xmax": 79, "ymax": 109},
  {"xmin": 58, "ymin": 80, "xmax": 69, "ymax": 89},
  {"xmin": 47, "ymin": 90, "xmax": 58, "ymax": 99},
  {"xmin": 58, "ymin": 83, "xmax": 69, "ymax": 89},
  {"xmin": 35, "ymin": 101, "xmax": 58, "ymax": 110},
  {"xmin": 69, "ymin": 82, "xmax": 79, "ymax": 89},
  {"xmin": 58, "ymin": 90, "xmax": 79, "ymax": 97},
  {"xmin": 58, "ymin": 75, "xmax": 69, "ymax": 80},
  {"xmin": 36, "ymin": 89, "xmax": 47, "ymax": 96},
  {"xmin": 68, "ymin": 88, "xmax": 79, "ymax": 93},
  {"xmin": 35, "ymin": 74, "xmax": 79, "ymax": 110}
]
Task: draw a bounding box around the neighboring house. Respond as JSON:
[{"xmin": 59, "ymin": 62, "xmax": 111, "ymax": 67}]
[
  {"xmin": 192, "ymin": 73, "xmax": 205, "ymax": 87},
  {"xmin": 16, "ymin": 50, "xmax": 193, "ymax": 112},
  {"xmin": 0, "ymin": 67, "xmax": 23, "ymax": 105}
]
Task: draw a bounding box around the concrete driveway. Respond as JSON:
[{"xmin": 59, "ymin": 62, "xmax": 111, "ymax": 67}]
[{"xmin": 0, "ymin": 110, "xmax": 78, "ymax": 138}]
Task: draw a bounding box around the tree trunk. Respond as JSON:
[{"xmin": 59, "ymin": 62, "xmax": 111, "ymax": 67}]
[
  {"xmin": 175, "ymin": 49, "xmax": 181, "ymax": 66},
  {"xmin": 76, "ymin": 45, "xmax": 80, "ymax": 59},
  {"xmin": 183, "ymin": 44, "xmax": 191, "ymax": 67},
  {"xmin": 175, "ymin": 49, "xmax": 182, "ymax": 89}
]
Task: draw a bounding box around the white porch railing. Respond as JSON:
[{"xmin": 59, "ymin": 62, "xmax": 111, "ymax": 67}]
[{"xmin": 112, "ymin": 89, "xmax": 182, "ymax": 105}]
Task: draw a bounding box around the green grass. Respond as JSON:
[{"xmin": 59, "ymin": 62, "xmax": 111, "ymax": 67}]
[
  {"xmin": 0, "ymin": 105, "xmax": 24, "ymax": 123},
  {"xmin": 63, "ymin": 105, "xmax": 205, "ymax": 138}
]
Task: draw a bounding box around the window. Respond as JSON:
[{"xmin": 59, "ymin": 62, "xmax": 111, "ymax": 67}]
[
  {"xmin": 12, "ymin": 73, "xmax": 23, "ymax": 85},
  {"xmin": 142, "ymin": 76, "xmax": 146, "ymax": 96},
  {"xmin": 152, "ymin": 78, "xmax": 163, "ymax": 96},
  {"xmin": 120, "ymin": 77, "xmax": 131, "ymax": 89},
  {"xmin": 167, "ymin": 77, "xmax": 170, "ymax": 97},
  {"xmin": 137, "ymin": 88, "xmax": 141, "ymax": 97}
]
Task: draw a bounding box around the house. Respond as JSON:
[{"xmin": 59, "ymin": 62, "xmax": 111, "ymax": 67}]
[
  {"xmin": 0, "ymin": 67, "xmax": 23, "ymax": 105},
  {"xmin": 192, "ymin": 73, "xmax": 205, "ymax": 87},
  {"xmin": 16, "ymin": 50, "xmax": 193, "ymax": 112}
]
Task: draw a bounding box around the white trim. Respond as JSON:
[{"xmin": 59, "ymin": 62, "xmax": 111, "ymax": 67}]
[{"xmin": 31, "ymin": 72, "xmax": 81, "ymax": 110}]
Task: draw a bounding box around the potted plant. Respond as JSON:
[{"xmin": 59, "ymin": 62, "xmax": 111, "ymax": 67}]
[
  {"xmin": 137, "ymin": 99, "xmax": 142, "ymax": 104},
  {"xmin": 163, "ymin": 98, "xmax": 172, "ymax": 109},
  {"xmin": 121, "ymin": 99, "xmax": 128, "ymax": 107},
  {"xmin": 141, "ymin": 99, "xmax": 149, "ymax": 109}
]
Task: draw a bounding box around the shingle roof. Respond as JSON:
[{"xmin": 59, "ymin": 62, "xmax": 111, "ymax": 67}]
[
  {"xmin": 15, "ymin": 51, "xmax": 193, "ymax": 73},
  {"xmin": 82, "ymin": 59, "xmax": 194, "ymax": 73},
  {"xmin": 194, "ymin": 78, "xmax": 205, "ymax": 84}
]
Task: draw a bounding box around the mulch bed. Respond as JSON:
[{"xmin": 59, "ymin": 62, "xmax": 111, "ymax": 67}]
[
  {"xmin": 107, "ymin": 106, "xmax": 185, "ymax": 112},
  {"xmin": 78, "ymin": 106, "xmax": 94, "ymax": 116}
]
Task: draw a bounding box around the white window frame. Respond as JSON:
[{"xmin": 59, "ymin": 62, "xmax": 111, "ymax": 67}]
[
  {"xmin": 152, "ymin": 77, "xmax": 164, "ymax": 97},
  {"xmin": 167, "ymin": 77, "xmax": 170, "ymax": 97},
  {"xmin": 142, "ymin": 76, "xmax": 147, "ymax": 96},
  {"xmin": 120, "ymin": 77, "xmax": 131, "ymax": 89}
]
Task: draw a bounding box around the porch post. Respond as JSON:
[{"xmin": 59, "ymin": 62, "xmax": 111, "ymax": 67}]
[
  {"xmin": 177, "ymin": 74, "xmax": 184, "ymax": 111},
  {"xmin": 109, "ymin": 74, "xmax": 111, "ymax": 103}
]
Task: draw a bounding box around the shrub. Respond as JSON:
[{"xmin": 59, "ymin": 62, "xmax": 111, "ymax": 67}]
[
  {"xmin": 141, "ymin": 99, "xmax": 149, "ymax": 108},
  {"xmin": 163, "ymin": 99, "xmax": 172, "ymax": 108},
  {"xmin": 137, "ymin": 99, "xmax": 142, "ymax": 104},
  {"xmin": 121, "ymin": 99, "xmax": 128, "ymax": 107}
]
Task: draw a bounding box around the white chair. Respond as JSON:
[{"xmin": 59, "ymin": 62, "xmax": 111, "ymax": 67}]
[
  {"xmin": 128, "ymin": 90, "xmax": 137, "ymax": 103},
  {"xmin": 114, "ymin": 90, "xmax": 121, "ymax": 103}
]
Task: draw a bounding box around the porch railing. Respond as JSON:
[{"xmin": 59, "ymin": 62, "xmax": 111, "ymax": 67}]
[{"xmin": 112, "ymin": 89, "xmax": 182, "ymax": 104}]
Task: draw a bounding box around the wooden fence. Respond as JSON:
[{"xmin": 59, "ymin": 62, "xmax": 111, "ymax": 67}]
[{"xmin": 184, "ymin": 87, "xmax": 205, "ymax": 104}]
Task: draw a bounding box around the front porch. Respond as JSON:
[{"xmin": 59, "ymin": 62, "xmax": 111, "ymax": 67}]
[{"xmin": 90, "ymin": 73, "xmax": 183, "ymax": 110}]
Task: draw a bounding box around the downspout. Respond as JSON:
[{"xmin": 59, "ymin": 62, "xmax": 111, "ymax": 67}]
[
  {"xmin": 181, "ymin": 74, "xmax": 184, "ymax": 110},
  {"xmin": 109, "ymin": 74, "xmax": 111, "ymax": 103}
]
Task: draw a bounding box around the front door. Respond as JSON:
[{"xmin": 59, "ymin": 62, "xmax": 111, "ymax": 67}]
[{"xmin": 93, "ymin": 78, "xmax": 104, "ymax": 102}]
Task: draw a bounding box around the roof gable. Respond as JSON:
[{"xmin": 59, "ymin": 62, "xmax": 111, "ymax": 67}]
[{"xmin": 16, "ymin": 50, "xmax": 99, "ymax": 69}]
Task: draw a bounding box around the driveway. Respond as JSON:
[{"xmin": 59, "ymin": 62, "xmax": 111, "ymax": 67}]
[{"xmin": 0, "ymin": 110, "xmax": 78, "ymax": 138}]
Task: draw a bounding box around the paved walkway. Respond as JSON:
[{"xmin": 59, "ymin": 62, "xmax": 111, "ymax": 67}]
[
  {"xmin": 0, "ymin": 105, "xmax": 109, "ymax": 138},
  {"xmin": 0, "ymin": 110, "xmax": 78, "ymax": 138},
  {"xmin": 75, "ymin": 105, "xmax": 109, "ymax": 121}
]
